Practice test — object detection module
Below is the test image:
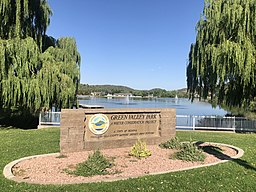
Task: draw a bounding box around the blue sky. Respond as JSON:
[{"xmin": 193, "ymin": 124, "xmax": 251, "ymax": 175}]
[{"xmin": 47, "ymin": 0, "xmax": 204, "ymax": 90}]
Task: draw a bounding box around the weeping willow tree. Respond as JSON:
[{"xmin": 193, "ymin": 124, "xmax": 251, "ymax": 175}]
[
  {"xmin": 0, "ymin": 0, "xmax": 80, "ymax": 120},
  {"xmin": 39, "ymin": 38, "xmax": 81, "ymax": 111},
  {"xmin": 187, "ymin": 0, "xmax": 256, "ymax": 112}
]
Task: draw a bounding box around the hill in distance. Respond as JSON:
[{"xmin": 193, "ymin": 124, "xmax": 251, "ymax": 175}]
[{"xmin": 79, "ymin": 84, "xmax": 188, "ymax": 98}]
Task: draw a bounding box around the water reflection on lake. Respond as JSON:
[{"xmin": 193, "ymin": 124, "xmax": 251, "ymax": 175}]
[{"xmin": 79, "ymin": 97, "xmax": 228, "ymax": 116}]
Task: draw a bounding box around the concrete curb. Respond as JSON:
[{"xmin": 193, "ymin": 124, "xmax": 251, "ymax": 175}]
[
  {"xmin": 3, "ymin": 142, "xmax": 244, "ymax": 185},
  {"xmin": 3, "ymin": 153, "xmax": 60, "ymax": 184}
]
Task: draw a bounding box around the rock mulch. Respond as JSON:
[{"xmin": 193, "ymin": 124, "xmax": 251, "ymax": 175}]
[{"xmin": 10, "ymin": 143, "xmax": 240, "ymax": 185}]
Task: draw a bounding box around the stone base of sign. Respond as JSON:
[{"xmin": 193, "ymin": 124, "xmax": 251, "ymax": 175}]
[{"xmin": 60, "ymin": 108, "xmax": 176, "ymax": 153}]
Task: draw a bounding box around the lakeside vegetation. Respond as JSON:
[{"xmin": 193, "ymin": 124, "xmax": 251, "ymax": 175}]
[
  {"xmin": 0, "ymin": 127, "xmax": 255, "ymax": 191},
  {"xmin": 1, "ymin": 0, "xmax": 256, "ymax": 127},
  {"xmin": 0, "ymin": 1, "xmax": 80, "ymax": 128},
  {"xmin": 78, "ymin": 84, "xmax": 189, "ymax": 98},
  {"xmin": 187, "ymin": 0, "xmax": 256, "ymax": 118}
]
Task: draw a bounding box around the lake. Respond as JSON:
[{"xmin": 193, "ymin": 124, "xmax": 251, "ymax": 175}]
[{"xmin": 79, "ymin": 97, "xmax": 228, "ymax": 116}]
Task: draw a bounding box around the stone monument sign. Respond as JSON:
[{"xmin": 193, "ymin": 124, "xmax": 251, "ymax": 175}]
[{"xmin": 60, "ymin": 108, "xmax": 176, "ymax": 153}]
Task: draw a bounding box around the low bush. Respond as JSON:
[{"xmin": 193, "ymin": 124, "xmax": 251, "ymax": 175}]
[
  {"xmin": 66, "ymin": 149, "xmax": 113, "ymax": 177},
  {"xmin": 129, "ymin": 139, "xmax": 152, "ymax": 158},
  {"xmin": 159, "ymin": 137, "xmax": 182, "ymax": 149},
  {"xmin": 173, "ymin": 142, "xmax": 206, "ymax": 162}
]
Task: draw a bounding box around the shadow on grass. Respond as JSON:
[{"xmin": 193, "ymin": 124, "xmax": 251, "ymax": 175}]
[
  {"xmin": 232, "ymin": 159, "xmax": 256, "ymax": 171},
  {"xmin": 0, "ymin": 109, "xmax": 38, "ymax": 129},
  {"xmin": 195, "ymin": 141, "xmax": 256, "ymax": 172}
]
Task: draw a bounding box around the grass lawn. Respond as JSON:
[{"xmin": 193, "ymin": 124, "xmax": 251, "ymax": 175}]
[{"xmin": 0, "ymin": 128, "xmax": 255, "ymax": 192}]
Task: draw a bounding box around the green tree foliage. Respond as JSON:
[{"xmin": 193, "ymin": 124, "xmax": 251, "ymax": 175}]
[
  {"xmin": 187, "ymin": 0, "xmax": 256, "ymax": 110},
  {"xmin": 0, "ymin": 0, "xmax": 80, "ymax": 115}
]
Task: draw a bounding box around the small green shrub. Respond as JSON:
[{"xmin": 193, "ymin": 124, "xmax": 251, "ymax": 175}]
[
  {"xmin": 159, "ymin": 137, "xmax": 181, "ymax": 149},
  {"xmin": 173, "ymin": 142, "xmax": 206, "ymax": 162},
  {"xmin": 66, "ymin": 149, "xmax": 113, "ymax": 177},
  {"xmin": 129, "ymin": 139, "xmax": 152, "ymax": 158}
]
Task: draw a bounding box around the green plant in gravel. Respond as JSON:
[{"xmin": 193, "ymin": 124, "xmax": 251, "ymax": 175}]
[
  {"xmin": 66, "ymin": 149, "xmax": 113, "ymax": 177},
  {"xmin": 159, "ymin": 137, "xmax": 182, "ymax": 149},
  {"xmin": 129, "ymin": 139, "xmax": 152, "ymax": 158},
  {"xmin": 173, "ymin": 142, "xmax": 206, "ymax": 162}
]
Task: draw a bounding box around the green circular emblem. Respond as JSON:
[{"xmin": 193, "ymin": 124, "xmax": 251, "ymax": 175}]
[{"xmin": 89, "ymin": 114, "xmax": 110, "ymax": 135}]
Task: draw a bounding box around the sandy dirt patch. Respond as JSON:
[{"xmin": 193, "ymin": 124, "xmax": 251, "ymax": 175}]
[{"xmin": 12, "ymin": 143, "xmax": 238, "ymax": 185}]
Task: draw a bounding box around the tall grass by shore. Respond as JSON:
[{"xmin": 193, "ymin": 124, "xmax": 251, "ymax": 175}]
[{"xmin": 0, "ymin": 128, "xmax": 255, "ymax": 192}]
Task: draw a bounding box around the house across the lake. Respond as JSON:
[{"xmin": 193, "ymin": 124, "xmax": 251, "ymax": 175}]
[{"xmin": 113, "ymin": 93, "xmax": 133, "ymax": 97}]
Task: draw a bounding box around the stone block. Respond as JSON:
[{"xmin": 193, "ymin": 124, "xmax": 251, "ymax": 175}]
[{"xmin": 60, "ymin": 108, "xmax": 176, "ymax": 152}]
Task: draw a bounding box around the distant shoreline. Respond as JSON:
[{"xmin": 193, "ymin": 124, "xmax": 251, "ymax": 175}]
[{"xmin": 77, "ymin": 95, "xmax": 171, "ymax": 99}]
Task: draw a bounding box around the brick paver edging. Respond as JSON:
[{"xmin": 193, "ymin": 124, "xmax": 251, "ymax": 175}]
[{"xmin": 3, "ymin": 142, "xmax": 244, "ymax": 185}]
